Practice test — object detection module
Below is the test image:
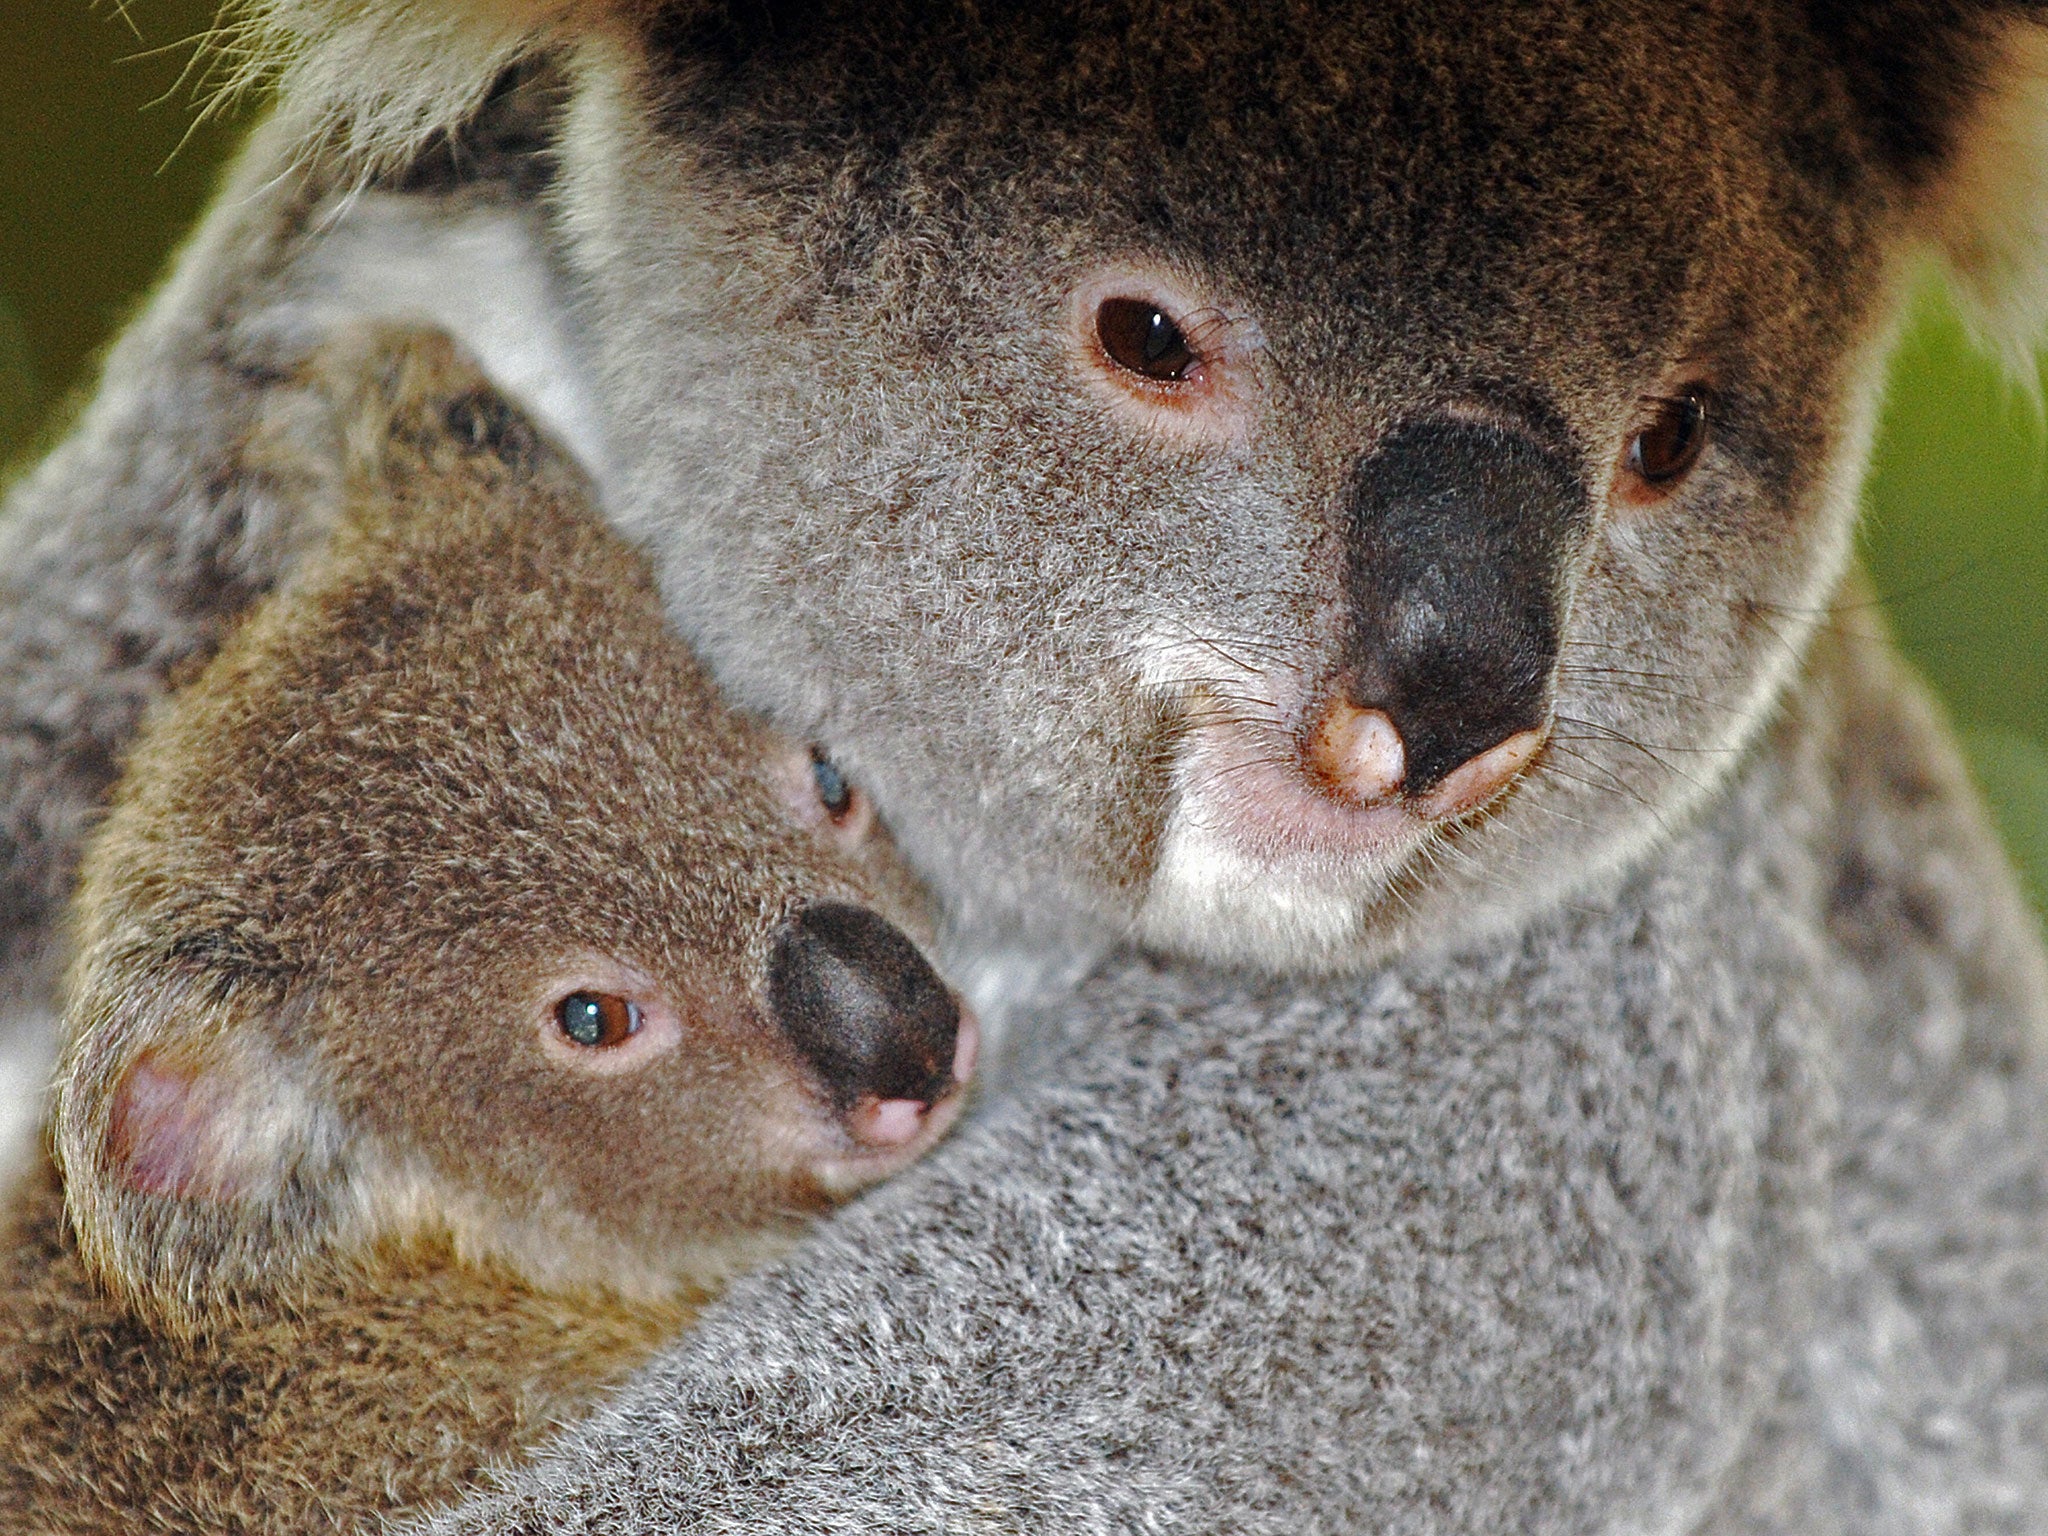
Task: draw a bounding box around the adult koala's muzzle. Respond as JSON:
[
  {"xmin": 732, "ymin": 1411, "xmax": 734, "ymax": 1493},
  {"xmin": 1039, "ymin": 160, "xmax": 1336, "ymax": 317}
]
[{"xmin": 1329, "ymin": 415, "xmax": 1590, "ymax": 802}]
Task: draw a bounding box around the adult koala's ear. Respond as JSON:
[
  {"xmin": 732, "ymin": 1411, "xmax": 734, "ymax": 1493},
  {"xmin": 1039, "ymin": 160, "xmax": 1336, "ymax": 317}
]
[
  {"xmin": 51, "ymin": 949, "xmax": 358, "ymax": 1332},
  {"xmin": 221, "ymin": 0, "xmax": 645, "ymax": 170},
  {"xmin": 222, "ymin": 0, "xmax": 859, "ymax": 168},
  {"xmin": 1812, "ymin": 2, "xmax": 2048, "ymax": 365}
]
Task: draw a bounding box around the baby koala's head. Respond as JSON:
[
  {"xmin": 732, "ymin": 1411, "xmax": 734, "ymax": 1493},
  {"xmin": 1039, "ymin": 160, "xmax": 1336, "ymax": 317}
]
[{"xmin": 52, "ymin": 329, "xmax": 974, "ymax": 1325}]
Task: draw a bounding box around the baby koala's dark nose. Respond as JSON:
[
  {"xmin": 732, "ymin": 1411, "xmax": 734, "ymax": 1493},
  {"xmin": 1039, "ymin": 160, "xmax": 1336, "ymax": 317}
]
[{"xmin": 767, "ymin": 903, "xmax": 963, "ymax": 1116}]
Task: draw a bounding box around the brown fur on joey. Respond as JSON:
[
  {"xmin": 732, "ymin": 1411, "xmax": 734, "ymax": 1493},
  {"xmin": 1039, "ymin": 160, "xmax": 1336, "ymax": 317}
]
[
  {"xmin": 41, "ymin": 324, "xmax": 969, "ymax": 1332},
  {"xmin": 0, "ymin": 1154, "xmax": 688, "ymax": 1534},
  {"xmin": 10, "ymin": 326, "xmax": 971, "ymax": 1530}
]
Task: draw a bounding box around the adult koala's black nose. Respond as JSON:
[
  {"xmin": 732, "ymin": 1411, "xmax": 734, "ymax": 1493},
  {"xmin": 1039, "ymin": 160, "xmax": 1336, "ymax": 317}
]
[
  {"xmin": 766, "ymin": 902, "xmax": 961, "ymax": 1110},
  {"xmin": 1332, "ymin": 415, "xmax": 1590, "ymax": 798}
]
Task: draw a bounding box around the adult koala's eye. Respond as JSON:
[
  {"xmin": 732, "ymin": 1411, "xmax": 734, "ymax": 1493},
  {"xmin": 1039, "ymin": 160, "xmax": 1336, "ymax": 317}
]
[
  {"xmin": 555, "ymin": 991, "xmax": 642, "ymax": 1049},
  {"xmin": 1096, "ymin": 298, "xmax": 1197, "ymax": 382},
  {"xmin": 1627, "ymin": 389, "xmax": 1711, "ymax": 487}
]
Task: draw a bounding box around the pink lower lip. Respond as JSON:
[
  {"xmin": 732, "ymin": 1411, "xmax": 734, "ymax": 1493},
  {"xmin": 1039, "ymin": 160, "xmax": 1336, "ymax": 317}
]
[
  {"xmin": 817, "ymin": 1074, "xmax": 971, "ymax": 1196},
  {"xmin": 858, "ymin": 1098, "xmax": 927, "ymax": 1147},
  {"xmin": 833, "ymin": 1003, "xmax": 979, "ymax": 1158}
]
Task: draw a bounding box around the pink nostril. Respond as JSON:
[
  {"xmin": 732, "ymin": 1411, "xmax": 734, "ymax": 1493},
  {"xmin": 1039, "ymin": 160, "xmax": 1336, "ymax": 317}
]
[
  {"xmin": 1308, "ymin": 699, "xmax": 1407, "ymax": 806},
  {"xmin": 852, "ymin": 1098, "xmax": 928, "ymax": 1147},
  {"xmin": 1417, "ymin": 727, "xmax": 1546, "ymax": 820}
]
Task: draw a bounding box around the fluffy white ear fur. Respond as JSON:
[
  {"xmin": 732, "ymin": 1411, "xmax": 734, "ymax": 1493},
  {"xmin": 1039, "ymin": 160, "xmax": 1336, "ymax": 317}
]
[
  {"xmin": 1927, "ymin": 18, "xmax": 2048, "ymax": 376},
  {"xmin": 222, "ymin": 0, "xmax": 637, "ymax": 171}
]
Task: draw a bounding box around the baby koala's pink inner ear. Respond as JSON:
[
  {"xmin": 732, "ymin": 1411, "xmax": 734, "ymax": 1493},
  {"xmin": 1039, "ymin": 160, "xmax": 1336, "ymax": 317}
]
[{"xmin": 108, "ymin": 1051, "xmax": 257, "ymax": 1202}]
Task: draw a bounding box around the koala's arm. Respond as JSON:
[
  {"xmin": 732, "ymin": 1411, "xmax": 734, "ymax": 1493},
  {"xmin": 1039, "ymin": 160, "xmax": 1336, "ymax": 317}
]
[
  {"xmin": 1698, "ymin": 609, "xmax": 2048, "ymax": 1534},
  {"xmin": 0, "ymin": 117, "xmax": 350, "ymax": 1020},
  {"xmin": 417, "ymin": 905, "xmax": 1806, "ymax": 1531}
]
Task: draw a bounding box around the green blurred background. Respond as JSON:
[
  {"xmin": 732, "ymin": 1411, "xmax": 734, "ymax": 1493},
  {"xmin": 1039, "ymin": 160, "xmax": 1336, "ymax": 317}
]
[{"xmin": 4, "ymin": 3, "xmax": 2045, "ymax": 915}]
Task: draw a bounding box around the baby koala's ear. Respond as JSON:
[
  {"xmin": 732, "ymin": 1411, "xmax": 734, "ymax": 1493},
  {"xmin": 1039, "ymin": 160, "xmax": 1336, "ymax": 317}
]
[{"xmin": 52, "ymin": 952, "xmax": 357, "ymax": 1330}]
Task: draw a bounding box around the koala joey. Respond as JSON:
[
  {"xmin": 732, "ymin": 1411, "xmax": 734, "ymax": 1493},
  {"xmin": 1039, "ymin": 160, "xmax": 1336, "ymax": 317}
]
[
  {"xmin": 4, "ymin": 0, "xmax": 2048, "ymax": 1530},
  {"xmin": 0, "ymin": 327, "xmax": 971, "ymax": 1531}
]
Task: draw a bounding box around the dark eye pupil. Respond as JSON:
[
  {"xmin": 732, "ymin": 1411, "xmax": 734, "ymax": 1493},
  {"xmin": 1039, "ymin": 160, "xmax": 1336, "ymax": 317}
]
[
  {"xmin": 1141, "ymin": 311, "xmax": 1177, "ymax": 363},
  {"xmin": 557, "ymin": 991, "xmax": 637, "ymax": 1048},
  {"xmin": 811, "ymin": 749, "xmax": 853, "ymax": 819},
  {"xmin": 1097, "ymin": 297, "xmax": 1196, "ymax": 382},
  {"xmin": 1633, "ymin": 393, "xmax": 1708, "ymax": 483}
]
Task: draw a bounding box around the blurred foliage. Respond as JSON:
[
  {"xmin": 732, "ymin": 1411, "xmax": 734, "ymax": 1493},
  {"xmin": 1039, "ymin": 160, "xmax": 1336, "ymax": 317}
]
[
  {"xmin": 1863, "ymin": 287, "xmax": 2048, "ymax": 915},
  {"xmin": 4, "ymin": 2, "xmax": 2044, "ymax": 911},
  {"xmin": 0, "ymin": 1, "xmax": 251, "ymax": 471},
  {"xmin": 0, "ymin": 297, "xmax": 35, "ymax": 450},
  {"xmin": 1964, "ymin": 728, "xmax": 2048, "ymax": 917},
  {"xmin": 1864, "ymin": 288, "xmax": 2048, "ymax": 742}
]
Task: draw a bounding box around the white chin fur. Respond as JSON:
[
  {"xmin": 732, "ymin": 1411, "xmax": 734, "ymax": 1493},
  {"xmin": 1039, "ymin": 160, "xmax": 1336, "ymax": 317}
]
[
  {"xmin": 1126, "ymin": 622, "xmax": 1390, "ymax": 969},
  {"xmin": 1136, "ymin": 804, "xmax": 1373, "ymax": 971}
]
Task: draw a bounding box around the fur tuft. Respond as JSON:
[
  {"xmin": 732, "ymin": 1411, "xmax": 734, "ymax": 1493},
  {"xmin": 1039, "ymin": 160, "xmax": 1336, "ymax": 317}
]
[
  {"xmin": 218, "ymin": 0, "xmax": 634, "ymax": 171},
  {"xmin": 1926, "ymin": 18, "xmax": 2048, "ymax": 376}
]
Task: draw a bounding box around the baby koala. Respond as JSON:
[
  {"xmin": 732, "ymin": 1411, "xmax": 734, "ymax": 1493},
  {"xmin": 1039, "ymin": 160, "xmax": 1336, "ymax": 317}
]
[{"xmin": 0, "ymin": 328, "xmax": 973, "ymax": 1531}]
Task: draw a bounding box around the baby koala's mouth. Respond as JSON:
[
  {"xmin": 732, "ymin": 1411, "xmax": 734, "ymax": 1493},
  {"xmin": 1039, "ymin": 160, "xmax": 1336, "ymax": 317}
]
[
  {"xmin": 842, "ymin": 1013, "xmax": 980, "ymax": 1149},
  {"xmin": 810, "ymin": 1011, "xmax": 979, "ymax": 1197}
]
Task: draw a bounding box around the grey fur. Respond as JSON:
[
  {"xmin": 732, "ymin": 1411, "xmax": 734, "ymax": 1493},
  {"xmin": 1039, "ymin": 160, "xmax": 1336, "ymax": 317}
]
[
  {"xmin": 412, "ymin": 623, "xmax": 2048, "ymax": 1534},
  {"xmin": 3, "ymin": 2, "xmax": 2047, "ymax": 1529}
]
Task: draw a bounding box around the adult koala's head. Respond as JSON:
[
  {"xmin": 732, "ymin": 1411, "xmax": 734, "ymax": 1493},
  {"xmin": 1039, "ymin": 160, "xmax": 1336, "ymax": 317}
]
[{"xmin": 246, "ymin": 1, "xmax": 2048, "ymax": 973}]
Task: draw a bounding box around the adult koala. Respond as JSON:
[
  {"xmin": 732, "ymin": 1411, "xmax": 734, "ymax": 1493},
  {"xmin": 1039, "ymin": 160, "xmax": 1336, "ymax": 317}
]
[{"xmin": 4, "ymin": 1, "xmax": 2048, "ymax": 1530}]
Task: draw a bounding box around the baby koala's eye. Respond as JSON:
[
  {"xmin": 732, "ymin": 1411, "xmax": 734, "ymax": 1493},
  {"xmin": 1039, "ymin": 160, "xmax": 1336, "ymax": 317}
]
[
  {"xmin": 555, "ymin": 990, "xmax": 642, "ymax": 1049},
  {"xmin": 811, "ymin": 748, "xmax": 855, "ymax": 822},
  {"xmin": 780, "ymin": 744, "xmax": 877, "ymax": 847},
  {"xmin": 1096, "ymin": 297, "xmax": 1197, "ymax": 382},
  {"xmin": 1626, "ymin": 388, "xmax": 1711, "ymax": 488}
]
